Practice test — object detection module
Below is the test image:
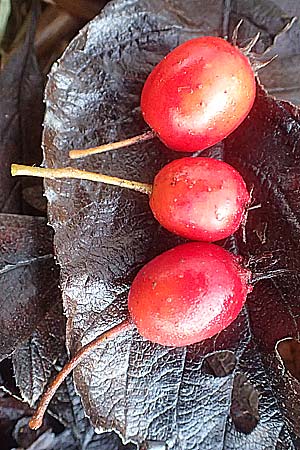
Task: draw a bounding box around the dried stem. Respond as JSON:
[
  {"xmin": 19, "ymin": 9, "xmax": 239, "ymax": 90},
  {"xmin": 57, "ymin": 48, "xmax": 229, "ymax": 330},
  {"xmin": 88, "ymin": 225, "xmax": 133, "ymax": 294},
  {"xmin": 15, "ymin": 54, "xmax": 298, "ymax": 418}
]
[
  {"xmin": 29, "ymin": 319, "xmax": 133, "ymax": 430},
  {"xmin": 11, "ymin": 164, "xmax": 153, "ymax": 196},
  {"xmin": 69, "ymin": 130, "xmax": 156, "ymax": 160}
]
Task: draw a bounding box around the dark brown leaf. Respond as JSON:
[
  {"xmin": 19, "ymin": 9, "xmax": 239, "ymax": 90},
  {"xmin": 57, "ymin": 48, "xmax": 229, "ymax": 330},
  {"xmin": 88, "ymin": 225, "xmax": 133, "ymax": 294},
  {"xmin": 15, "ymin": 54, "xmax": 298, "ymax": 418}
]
[
  {"xmin": 0, "ymin": 213, "xmax": 60, "ymax": 360},
  {"xmin": 224, "ymin": 84, "xmax": 300, "ymax": 444},
  {"xmin": 0, "ymin": 396, "xmax": 32, "ymax": 424},
  {"xmin": 224, "ymin": 0, "xmax": 291, "ymax": 53},
  {"xmin": 259, "ymin": 18, "xmax": 300, "ymax": 105},
  {"xmin": 0, "ymin": 0, "xmax": 43, "ymax": 214},
  {"xmin": 49, "ymin": 374, "xmax": 136, "ymax": 450},
  {"xmin": 53, "ymin": 0, "xmax": 110, "ymax": 21},
  {"xmin": 41, "ymin": 0, "xmax": 300, "ymax": 449},
  {"xmin": 276, "ymin": 338, "xmax": 300, "ymax": 380},
  {"xmin": 12, "ymin": 301, "xmax": 65, "ymax": 406}
]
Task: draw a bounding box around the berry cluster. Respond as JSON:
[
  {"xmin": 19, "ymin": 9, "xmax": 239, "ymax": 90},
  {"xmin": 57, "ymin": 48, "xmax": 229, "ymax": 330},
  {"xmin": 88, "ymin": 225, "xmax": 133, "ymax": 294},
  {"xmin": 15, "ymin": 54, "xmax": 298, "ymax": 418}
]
[
  {"xmin": 12, "ymin": 36, "xmax": 257, "ymax": 429},
  {"xmin": 124, "ymin": 36, "xmax": 255, "ymax": 346}
]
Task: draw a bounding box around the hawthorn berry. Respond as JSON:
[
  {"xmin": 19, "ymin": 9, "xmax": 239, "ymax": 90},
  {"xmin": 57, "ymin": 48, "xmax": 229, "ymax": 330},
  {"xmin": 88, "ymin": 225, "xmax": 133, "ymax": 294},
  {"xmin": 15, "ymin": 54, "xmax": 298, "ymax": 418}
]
[
  {"xmin": 141, "ymin": 36, "xmax": 256, "ymax": 152},
  {"xmin": 11, "ymin": 157, "xmax": 249, "ymax": 242},
  {"xmin": 150, "ymin": 157, "xmax": 250, "ymax": 241},
  {"xmin": 29, "ymin": 242, "xmax": 252, "ymax": 430},
  {"xmin": 128, "ymin": 242, "xmax": 252, "ymax": 346},
  {"xmin": 69, "ymin": 36, "xmax": 256, "ymax": 159}
]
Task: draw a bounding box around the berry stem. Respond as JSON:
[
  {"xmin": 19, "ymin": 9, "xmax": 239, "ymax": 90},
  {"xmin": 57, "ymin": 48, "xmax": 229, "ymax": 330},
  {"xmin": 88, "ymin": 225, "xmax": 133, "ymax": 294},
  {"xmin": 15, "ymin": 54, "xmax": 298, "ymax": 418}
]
[
  {"xmin": 69, "ymin": 130, "xmax": 156, "ymax": 160},
  {"xmin": 29, "ymin": 319, "xmax": 133, "ymax": 430},
  {"xmin": 11, "ymin": 164, "xmax": 153, "ymax": 195}
]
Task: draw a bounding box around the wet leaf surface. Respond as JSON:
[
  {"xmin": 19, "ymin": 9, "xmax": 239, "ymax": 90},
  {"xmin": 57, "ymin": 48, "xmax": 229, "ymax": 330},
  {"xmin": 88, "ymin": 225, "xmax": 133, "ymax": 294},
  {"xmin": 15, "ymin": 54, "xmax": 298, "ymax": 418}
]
[
  {"xmin": 42, "ymin": 0, "xmax": 300, "ymax": 449},
  {"xmin": 259, "ymin": 17, "xmax": 300, "ymax": 105},
  {"xmin": 50, "ymin": 374, "xmax": 136, "ymax": 450},
  {"xmin": 225, "ymin": 0, "xmax": 291, "ymax": 52},
  {"xmin": 12, "ymin": 301, "xmax": 65, "ymax": 407},
  {"xmin": 0, "ymin": 213, "xmax": 60, "ymax": 360},
  {"xmin": 224, "ymin": 84, "xmax": 300, "ymax": 446}
]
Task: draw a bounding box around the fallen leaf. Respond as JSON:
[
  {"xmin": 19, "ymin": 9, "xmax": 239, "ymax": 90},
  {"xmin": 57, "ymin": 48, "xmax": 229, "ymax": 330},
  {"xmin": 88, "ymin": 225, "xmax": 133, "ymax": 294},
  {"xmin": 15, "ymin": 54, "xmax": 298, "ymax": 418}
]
[
  {"xmin": 0, "ymin": 213, "xmax": 60, "ymax": 360},
  {"xmin": 41, "ymin": 0, "xmax": 300, "ymax": 448},
  {"xmin": 0, "ymin": 395, "xmax": 32, "ymax": 425},
  {"xmin": 0, "ymin": 395, "xmax": 34, "ymax": 450},
  {"xmin": 12, "ymin": 301, "xmax": 65, "ymax": 406},
  {"xmin": 49, "ymin": 374, "xmax": 136, "ymax": 450},
  {"xmin": 0, "ymin": 0, "xmax": 43, "ymax": 214},
  {"xmin": 224, "ymin": 84, "xmax": 300, "ymax": 445},
  {"xmin": 259, "ymin": 18, "xmax": 300, "ymax": 105}
]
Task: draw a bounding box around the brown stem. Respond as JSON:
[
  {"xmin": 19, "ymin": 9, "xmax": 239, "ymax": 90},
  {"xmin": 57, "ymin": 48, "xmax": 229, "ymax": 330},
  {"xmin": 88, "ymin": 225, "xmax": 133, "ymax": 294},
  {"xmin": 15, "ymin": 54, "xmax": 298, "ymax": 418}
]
[
  {"xmin": 11, "ymin": 164, "xmax": 153, "ymax": 196},
  {"xmin": 69, "ymin": 130, "xmax": 156, "ymax": 160},
  {"xmin": 29, "ymin": 319, "xmax": 133, "ymax": 430}
]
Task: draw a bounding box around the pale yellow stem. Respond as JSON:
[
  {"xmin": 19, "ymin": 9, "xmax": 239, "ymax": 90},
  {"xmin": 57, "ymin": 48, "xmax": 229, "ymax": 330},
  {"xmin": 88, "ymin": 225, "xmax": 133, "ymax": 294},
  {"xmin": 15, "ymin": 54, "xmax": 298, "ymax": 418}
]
[
  {"xmin": 11, "ymin": 164, "xmax": 153, "ymax": 195},
  {"xmin": 69, "ymin": 130, "xmax": 156, "ymax": 160}
]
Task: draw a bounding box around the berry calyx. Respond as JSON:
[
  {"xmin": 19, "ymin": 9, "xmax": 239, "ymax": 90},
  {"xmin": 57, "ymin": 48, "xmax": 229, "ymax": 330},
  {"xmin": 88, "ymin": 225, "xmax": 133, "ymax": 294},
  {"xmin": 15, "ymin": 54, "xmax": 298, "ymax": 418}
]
[
  {"xmin": 11, "ymin": 157, "xmax": 249, "ymax": 242},
  {"xmin": 28, "ymin": 242, "xmax": 252, "ymax": 430},
  {"xmin": 150, "ymin": 157, "xmax": 250, "ymax": 241}
]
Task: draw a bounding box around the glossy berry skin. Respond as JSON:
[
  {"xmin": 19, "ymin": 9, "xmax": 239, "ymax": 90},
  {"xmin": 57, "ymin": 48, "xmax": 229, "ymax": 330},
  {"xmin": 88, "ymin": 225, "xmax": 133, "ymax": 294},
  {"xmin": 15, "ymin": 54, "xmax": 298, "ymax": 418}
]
[
  {"xmin": 141, "ymin": 36, "xmax": 256, "ymax": 152},
  {"xmin": 128, "ymin": 242, "xmax": 252, "ymax": 347},
  {"xmin": 149, "ymin": 157, "xmax": 250, "ymax": 242}
]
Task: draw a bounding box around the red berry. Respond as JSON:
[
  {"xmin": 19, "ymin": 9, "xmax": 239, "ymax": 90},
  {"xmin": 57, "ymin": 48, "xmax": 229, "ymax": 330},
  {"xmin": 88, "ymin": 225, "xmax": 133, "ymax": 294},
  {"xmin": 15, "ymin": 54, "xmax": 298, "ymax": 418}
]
[
  {"xmin": 141, "ymin": 36, "xmax": 256, "ymax": 152},
  {"xmin": 149, "ymin": 157, "xmax": 250, "ymax": 241},
  {"xmin": 29, "ymin": 242, "xmax": 253, "ymax": 428},
  {"xmin": 128, "ymin": 242, "xmax": 252, "ymax": 347}
]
